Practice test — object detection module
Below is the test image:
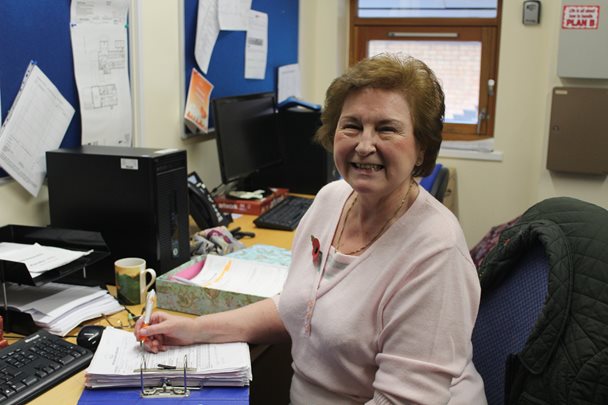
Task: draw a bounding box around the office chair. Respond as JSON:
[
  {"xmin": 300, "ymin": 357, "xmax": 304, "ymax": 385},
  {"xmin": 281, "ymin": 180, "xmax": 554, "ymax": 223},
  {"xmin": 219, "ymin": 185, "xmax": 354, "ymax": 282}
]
[
  {"xmin": 471, "ymin": 242, "xmax": 549, "ymax": 405},
  {"xmin": 471, "ymin": 197, "xmax": 608, "ymax": 405},
  {"xmin": 419, "ymin": 163, "xmax": 450, "ymax": 202}
]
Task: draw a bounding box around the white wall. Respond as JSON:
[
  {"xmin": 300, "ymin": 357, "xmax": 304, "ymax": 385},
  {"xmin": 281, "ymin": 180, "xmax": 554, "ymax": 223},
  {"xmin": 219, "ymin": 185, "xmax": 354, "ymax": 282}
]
[
  {"xmin": 2, "ymin": 0, "xmax": 607, "ymax": 248},
  {"xmin": 134, "ymin": 0, "xmax": 222, "ymax": 186}
]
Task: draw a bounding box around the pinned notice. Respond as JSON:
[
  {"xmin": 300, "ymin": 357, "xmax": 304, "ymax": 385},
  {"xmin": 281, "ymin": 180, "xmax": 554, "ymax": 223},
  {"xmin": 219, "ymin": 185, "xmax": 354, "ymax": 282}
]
[
  {"xmin": 0, "ymin": 62, "xmax": 74, "ymax": 196},
  {"xmin": 184, "ymin": 68, "xmax": 214, "ymax": 134}
]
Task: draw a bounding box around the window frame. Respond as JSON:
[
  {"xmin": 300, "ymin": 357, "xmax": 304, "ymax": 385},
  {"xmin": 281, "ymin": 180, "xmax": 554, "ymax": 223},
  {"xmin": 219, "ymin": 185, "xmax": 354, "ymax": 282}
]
[{"xmin": 349, "ymin": 0, "xmax": 502, "ymax": 141}]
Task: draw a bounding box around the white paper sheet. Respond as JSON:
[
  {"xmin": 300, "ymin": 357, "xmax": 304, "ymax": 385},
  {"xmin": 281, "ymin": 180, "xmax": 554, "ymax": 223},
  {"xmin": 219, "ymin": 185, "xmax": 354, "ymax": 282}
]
[
  {"xmin": 0, "ymin": 242, "xmax": 92, "ymax": 275},
  {"xmin": 35, "ymin": 295, "xmax": 123, "ymax": 336},
  {"xmin": 244, "ymin": 10, "xmax": 268, "ymax": 80},
  {"xmin": 70, "ymin": 0, "xmax": 132, "ymax": 146},
  {"xmin": 277, "ymin": 63, "xmax": 301, "ymax": 103},
  {"xmin": 188, "ymin": 254, "xmax": 288, "ymax": 297},
  {"xmin": 218, "ymin": 0, "xmax": 252, "ymax": 30},
  {"xmin": 0, "ymin": 63, "xmax": 75, "ymax": 196},
  {"xmin": 3, "ymin": 282, "xmax": 106, "ymax": 313},
  {"xmin": 85, "ymin": 327, "xmax": 251, "ymax": 388},
  {"xmin": 195, "ymin": 0, "xmax": 221, "ymax": 74}
]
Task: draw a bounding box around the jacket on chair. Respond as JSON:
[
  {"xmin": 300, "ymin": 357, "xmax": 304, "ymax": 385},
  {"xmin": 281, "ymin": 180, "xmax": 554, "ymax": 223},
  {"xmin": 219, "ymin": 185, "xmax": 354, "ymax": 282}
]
[{"xmin": 478, "ymin": 197, "xmax": 608, "ymax": 405}]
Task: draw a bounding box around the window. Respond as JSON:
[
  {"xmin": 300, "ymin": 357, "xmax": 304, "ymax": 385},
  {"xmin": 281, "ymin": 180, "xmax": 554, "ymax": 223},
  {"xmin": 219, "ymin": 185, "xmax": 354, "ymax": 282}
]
[{"xmin": 350, "ymin": 0, "xmax": 502, "ymax": 140}]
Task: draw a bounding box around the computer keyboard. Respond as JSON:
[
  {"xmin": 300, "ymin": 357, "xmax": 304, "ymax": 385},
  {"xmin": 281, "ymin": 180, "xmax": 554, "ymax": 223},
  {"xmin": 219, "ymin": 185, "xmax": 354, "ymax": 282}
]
[
  {"xmin": 254, "ymin": 195, "xmax": 313, "ymax": 231},
  {"xmin": 0, "ymin": 329, "xmax": 93, "ymax": 404}
]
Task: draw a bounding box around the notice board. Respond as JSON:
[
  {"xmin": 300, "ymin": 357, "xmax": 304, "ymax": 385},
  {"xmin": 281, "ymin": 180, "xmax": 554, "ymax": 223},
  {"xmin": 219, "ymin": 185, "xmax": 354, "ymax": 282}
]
[
  {"xmin": 0, "ymin": 1, "xmax": 132, "ymax": 181},
  {"xmin": 183, "ymin": 0, "xmax": 299, "ymax": 135}
]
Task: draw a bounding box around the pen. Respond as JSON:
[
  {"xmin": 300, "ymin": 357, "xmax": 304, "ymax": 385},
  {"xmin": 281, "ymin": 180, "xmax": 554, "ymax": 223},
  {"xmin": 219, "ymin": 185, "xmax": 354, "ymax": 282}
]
[{"xmin": 140, "ymin": 289, "xmax": 156, "ymax": 349}]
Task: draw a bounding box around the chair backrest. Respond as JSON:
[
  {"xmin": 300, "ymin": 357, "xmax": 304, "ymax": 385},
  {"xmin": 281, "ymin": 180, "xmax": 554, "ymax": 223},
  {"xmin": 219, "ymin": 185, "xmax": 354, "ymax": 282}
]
[
  {"xmin": 420, "ymin": 164, "xmax": 450, "ymax": 202},
  {"xmin": 471, "ymin": 242, "xmax": 549, "ymax": 405},
  {"xmin": 431, "ymin": 167, "xmax": 450, "ymax": 202}
]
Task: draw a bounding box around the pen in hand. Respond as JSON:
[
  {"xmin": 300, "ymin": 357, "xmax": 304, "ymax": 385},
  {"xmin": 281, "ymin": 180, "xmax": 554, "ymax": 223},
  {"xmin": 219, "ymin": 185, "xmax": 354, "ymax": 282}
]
[{"xmin": 140, "ymin": 289, "xmax": 156, "ymax": 350}]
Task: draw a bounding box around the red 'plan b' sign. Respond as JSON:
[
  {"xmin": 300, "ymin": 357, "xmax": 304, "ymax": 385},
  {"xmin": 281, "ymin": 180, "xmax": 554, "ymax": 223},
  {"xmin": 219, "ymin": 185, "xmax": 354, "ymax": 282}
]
[{"xmin": 562, "ymin": 5, "xmax": 600, "ymax": 29}]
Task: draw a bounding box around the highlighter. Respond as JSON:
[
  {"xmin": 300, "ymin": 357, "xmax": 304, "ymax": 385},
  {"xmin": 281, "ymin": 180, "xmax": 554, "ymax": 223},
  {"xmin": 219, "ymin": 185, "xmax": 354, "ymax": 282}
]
[{"xmin": 140, "ymin": 289, "xmax": 156, "ymax": 348}]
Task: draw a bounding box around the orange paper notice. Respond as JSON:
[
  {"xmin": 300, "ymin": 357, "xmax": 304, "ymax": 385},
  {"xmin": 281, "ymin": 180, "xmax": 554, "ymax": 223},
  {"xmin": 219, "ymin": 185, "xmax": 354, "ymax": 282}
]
[{"xmin": 184, "ymin": 68, "xmax": 213, "ymax": 133}]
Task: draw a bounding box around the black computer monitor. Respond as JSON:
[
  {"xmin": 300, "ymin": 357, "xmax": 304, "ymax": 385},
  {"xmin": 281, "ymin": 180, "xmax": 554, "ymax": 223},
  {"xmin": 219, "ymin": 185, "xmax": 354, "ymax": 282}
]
[{"xmin": 212, "ymin": 92, "xmax": 282, "ymax": 190}]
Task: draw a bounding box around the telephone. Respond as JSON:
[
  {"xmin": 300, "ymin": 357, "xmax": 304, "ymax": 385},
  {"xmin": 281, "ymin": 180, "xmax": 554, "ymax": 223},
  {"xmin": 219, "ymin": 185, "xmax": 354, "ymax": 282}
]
[{"xmin": 187, "ymin": 172, "xmax": 232, "ymax": 230}]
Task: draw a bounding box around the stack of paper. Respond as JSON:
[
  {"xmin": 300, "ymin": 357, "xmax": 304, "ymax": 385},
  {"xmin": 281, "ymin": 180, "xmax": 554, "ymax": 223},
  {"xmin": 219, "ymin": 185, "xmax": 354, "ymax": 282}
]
[
  {"xmin": 0, "ymin": 282, "xmax": 123, "ymax": 336},
  {"xmin": 173, "ymin": 254, "xmax": 288, "ymax": 298},
  {"xmin": 85, "ymin": 327, "xmax": 252, "ymax": 388}
]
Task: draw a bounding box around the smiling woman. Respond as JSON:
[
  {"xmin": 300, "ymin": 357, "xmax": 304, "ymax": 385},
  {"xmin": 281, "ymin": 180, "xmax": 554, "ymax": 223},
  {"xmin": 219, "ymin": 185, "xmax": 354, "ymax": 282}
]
[
  {"xmin": 134, "ymin": 54, "xmax": 487, "ymax": 405},
  {"xmin": 315, "ymin": 54, "xmax": 444, "ymax": 179},
  {"xmin": 279, "ymin": 54, "xmax": 486, "ymax": 404},
  {"xmin": 330, "ymin": 86, "xmax": 421, "ymax": 255}
]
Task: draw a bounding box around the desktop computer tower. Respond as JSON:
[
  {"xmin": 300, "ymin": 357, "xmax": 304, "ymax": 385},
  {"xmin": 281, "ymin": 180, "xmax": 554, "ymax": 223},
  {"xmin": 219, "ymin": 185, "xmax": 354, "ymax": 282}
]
[
  {"xmin": 46, "ymin": 146, "xmax": 190, "ymax": 285},
  {"xmin": 252, "ymin": 108, "xmax": 339, "ymax": 194}
]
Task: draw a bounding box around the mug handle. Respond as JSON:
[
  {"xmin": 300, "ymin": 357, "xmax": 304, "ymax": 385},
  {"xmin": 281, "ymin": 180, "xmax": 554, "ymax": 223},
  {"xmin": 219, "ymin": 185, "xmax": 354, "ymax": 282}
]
[
  {"xmin": 144, "ymin": 268, "xmax": 156, "ymax": 291},
  {"xmin": 140, "ymin": 269, "xmax": 157, "ymax": 304}
]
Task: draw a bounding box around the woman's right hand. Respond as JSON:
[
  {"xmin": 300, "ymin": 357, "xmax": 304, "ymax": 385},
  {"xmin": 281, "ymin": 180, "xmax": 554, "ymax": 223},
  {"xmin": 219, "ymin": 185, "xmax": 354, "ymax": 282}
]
[
  {"xmin": 134, "ymin": 311, "xmax": 201, "ymax": 353},
  {"xmin": 133, "ymin": 298, "xmax": 288, "ymax": 352}
]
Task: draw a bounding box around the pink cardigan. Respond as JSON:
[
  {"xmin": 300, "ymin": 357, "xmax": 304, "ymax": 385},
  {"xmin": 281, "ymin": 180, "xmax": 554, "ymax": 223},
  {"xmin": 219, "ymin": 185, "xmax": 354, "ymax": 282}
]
[{"xmin": 275, "ymin": 180, "xmax": 487, "ymax": 405}]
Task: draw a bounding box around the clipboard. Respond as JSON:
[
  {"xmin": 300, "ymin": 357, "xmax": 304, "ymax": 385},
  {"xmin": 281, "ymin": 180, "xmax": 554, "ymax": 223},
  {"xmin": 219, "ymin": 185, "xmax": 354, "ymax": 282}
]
[
  {"xmin": 79, "ymin": 353, "xmax": 250, "ymax": 404},
  {"xmin": 77, "ymin": 386, "xmax": 249, "ymax": 404}
]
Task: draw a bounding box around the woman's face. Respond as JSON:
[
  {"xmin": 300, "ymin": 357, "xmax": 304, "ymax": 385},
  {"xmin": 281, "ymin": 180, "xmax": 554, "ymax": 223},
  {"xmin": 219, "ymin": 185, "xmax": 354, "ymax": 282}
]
[{"xmin": 333, "ymin": 87, "xmax": 422, "ymax": 198}]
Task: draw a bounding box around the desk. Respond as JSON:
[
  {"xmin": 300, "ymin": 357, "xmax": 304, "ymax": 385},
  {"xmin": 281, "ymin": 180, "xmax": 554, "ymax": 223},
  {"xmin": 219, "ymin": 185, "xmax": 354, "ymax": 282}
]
[{"xmin": 28, "ymin": 214, "xmax": 295, "ymax": 405}]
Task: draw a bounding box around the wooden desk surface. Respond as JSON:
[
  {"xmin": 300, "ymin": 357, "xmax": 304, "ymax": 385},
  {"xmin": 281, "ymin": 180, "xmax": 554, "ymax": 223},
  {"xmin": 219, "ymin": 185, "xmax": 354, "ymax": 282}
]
[
  {"xmin": 29, "ymin": 214, "xmax": 295, "ymax": 405},
  {"xmin": 228, "ymin": 213, "xmax": 295, "ymax": 250}
]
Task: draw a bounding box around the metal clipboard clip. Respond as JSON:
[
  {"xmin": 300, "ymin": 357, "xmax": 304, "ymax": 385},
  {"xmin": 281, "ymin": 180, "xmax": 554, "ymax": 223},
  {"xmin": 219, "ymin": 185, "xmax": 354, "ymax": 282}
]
[{"xmin": 136, "ymin": 355, "xmax": 201, "ymax": 398}]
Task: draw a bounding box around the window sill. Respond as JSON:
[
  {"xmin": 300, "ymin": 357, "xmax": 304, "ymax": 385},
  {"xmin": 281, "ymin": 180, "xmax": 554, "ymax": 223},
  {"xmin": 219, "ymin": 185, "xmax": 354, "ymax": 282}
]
[{"xmin": 439, "ymin": 148, "xmax": 503, "ymax": 162}]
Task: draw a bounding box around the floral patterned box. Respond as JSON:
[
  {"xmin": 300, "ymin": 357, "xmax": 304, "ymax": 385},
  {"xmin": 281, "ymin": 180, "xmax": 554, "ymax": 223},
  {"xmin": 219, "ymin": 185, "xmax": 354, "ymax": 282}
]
[{"xmin": 156, "ymin": 244, "xmax": 291, "ymax": 316}]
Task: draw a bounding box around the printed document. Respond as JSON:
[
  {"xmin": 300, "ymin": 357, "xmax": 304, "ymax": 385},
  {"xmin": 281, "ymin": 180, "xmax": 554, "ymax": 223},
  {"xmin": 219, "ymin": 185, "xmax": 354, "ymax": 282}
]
[
  {"xmin": 70, "ymin": 0, "xmax": 132, "ymax": 146},
  {"xmin": 245, "ymin": 10, "xmax": 268, "ymax": 79},
  {"xmin": 195, "ymin": 0, "xmax": 221, "ymax": 74},
  {"xmin": 278, "ymin": 64, "xmax": 301, "ymax": 103},
  {"xmin": 0, "ymin": 63, "xmax": 75, "ymax": 196},
  {"xmin": 85, "ymin": 327, "xmax": 252, "ymax": 388},
  {"xmin": 218, "ymin": 0, "xmax": 252, "ymax": 30}
]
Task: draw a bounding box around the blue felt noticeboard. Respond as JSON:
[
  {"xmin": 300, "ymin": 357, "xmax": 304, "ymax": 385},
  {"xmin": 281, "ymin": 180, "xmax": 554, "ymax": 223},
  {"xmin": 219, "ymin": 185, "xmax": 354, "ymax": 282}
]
[
  {"xmin": 0, "ymin": 1, "xmax": 82, "ymax": 179},
  {"xmin": 183, "ymin": 0, "xmax": 299, "ymax": 133}
]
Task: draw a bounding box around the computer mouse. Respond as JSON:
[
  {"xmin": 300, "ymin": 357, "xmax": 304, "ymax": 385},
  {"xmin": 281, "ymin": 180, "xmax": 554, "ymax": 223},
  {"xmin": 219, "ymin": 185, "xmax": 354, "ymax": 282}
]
[{"xmin": 77, "ymin": 325, "xmax": 106, "ymax": 353}]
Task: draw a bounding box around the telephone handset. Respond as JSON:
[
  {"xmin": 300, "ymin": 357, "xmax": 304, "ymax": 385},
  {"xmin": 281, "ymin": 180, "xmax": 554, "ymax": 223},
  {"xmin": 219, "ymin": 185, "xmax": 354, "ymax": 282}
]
[{"xmin": 187, "ymin": 172, "xmax": 232, "ymax": 230}]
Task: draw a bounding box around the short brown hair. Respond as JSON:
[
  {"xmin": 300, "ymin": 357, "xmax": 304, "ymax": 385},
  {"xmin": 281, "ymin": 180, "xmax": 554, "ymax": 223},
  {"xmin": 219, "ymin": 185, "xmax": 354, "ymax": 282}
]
[{"xmin": 314, "ymin": 54, "xmax": 444, "ymax": 177}]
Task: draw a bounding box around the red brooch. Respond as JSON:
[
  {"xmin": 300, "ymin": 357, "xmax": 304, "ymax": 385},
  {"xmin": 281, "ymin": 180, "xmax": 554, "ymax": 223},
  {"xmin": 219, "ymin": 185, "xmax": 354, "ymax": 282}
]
[{"xmin": 311, "ymin": 235, "xmax": 322, "ymax": 271}]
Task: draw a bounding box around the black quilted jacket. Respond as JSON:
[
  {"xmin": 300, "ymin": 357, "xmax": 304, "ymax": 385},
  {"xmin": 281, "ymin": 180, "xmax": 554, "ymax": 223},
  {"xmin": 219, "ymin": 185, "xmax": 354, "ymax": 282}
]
[{"xmin": 478, "ymin": 197, "xmax": 608, "ymax": 405}]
